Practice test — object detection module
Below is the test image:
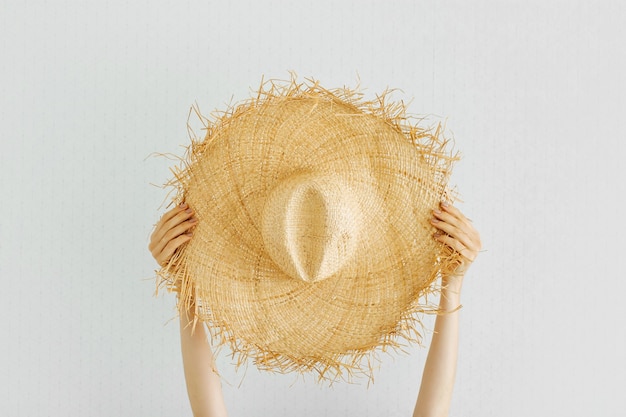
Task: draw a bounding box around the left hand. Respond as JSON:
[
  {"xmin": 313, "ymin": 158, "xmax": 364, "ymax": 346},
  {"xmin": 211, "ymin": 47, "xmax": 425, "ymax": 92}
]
[
  {"xmin": 149, "ymin": 202, "xmax": 197, "ymax": 267},
  {"xmin": 430, "ymin": 202, "xmax": 481, "ymax": 281}
]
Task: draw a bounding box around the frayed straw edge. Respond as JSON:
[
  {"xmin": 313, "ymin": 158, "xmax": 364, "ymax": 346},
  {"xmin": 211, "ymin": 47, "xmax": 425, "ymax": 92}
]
[{"xmin": 154, "ymin": 72, "xmax": 462, "ymax": 384}]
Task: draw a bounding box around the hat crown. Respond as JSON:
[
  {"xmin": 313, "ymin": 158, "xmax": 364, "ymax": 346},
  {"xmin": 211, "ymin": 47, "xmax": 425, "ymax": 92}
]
[{"xmin": 261, "ymin": 172, "xmax": 362, "ymax": 283}]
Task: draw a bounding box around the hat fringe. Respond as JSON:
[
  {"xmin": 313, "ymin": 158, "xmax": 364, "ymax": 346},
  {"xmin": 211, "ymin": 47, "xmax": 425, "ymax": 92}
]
[{"xmin": 155, "ymin": 73, "xmax": 462, "ymax": 384}]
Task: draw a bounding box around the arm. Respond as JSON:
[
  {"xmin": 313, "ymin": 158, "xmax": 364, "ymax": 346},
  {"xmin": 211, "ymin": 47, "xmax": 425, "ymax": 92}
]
[
  {"xmin": 412, "ymin": 202, "xmax": 481, "ymax": 417},
  {"xmin": 150, "ymin": 202, "xmax": 229, "ymax": 417},
  {"xmin": 412, "ymin": 277, "xmax": 463, "ymax": 417},
  {"xmin": 180, "ymin": 306, "xmax": 229, "ymax": 417}
]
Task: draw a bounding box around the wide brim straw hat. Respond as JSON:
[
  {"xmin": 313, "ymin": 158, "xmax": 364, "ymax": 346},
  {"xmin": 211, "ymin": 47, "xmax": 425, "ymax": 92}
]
[{"xmin": 156, "ymin": 75, "xmax": 461, "ymax": 382}]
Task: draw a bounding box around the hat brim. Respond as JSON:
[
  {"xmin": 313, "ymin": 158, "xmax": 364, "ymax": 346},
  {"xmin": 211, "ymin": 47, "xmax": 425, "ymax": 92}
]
[{"xmin": 156, "ymin": 75, "xmax": 460, "ymax": 382}]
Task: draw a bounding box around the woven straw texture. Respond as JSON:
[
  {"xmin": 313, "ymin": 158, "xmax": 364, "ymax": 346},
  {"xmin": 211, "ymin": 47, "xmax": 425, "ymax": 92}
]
[{"xmin": 156, "ymin": 76, "xmax": 460, "ymax": 382}]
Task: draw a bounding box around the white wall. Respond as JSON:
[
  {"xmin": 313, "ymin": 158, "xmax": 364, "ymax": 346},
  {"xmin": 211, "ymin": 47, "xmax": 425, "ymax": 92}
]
[{"xmin": 1, "ymin": 1, "xmax": 624, "ymax": 416}]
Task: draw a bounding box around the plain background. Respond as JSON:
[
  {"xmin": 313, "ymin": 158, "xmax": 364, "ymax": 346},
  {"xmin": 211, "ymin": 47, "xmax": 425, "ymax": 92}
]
[{"xmin": 1, "ymin": 1, "xmax": 624, "ymax": 416}]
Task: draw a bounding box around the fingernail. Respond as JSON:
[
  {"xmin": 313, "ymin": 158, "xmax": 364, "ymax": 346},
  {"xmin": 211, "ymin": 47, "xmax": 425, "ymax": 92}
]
[
  {"xmin": 185, "ymin": 208, "xmax": 193, "ymax": 214},
  {"xmin": 430, "ymin": 218, "xmax": 439, "ymax": 223},
  {"xmin": 180, "ymin": 202, "xmax": 188, "ymax": 208},
  {"xmin": 433, "ymin": 231, "xmax": 441, "ymax": 237},
  {"xmin": 441, "ymin": 202, "xmax": 449, "ymax": 208},
  {"xmin": 189, "ymin": 217, "xmax": 197, "ymax": 223},
  {"xmin": 433, "ymin": 209, "xmax": 442, "ymax": 215}
]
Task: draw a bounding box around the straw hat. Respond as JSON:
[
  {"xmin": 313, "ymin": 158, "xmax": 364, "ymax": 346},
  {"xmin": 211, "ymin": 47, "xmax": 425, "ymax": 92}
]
[{"xmin": 156, "ymin": 75, "xmax": 460, "ymax": 382}]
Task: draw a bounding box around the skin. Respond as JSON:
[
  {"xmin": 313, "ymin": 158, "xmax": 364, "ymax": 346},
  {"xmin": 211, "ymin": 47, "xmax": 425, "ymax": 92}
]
[
  {"xmin": 149, "ymin": 201, "xmax": 481, "ymax": 417},
  {"xmin": 413, "ymin": 202, "xmax": 481, "ymax": 417},
  {"xmin": 148, "ymin": 202, "xmax": 196, "ymax": 267}
]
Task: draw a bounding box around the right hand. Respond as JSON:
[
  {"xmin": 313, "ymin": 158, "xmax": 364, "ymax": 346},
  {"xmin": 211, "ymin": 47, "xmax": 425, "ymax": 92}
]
[
  {"xmin": 149, "ymin": 202, "xmax": 197, "ymax": 267},
  {"xmin": 431, "ymin": 202, "xmax": 481, "ymax": 286}
]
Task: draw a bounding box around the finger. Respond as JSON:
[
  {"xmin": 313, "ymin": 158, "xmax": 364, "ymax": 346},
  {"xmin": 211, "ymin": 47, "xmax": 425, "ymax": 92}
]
[
  {"xmin": 163, "ymin": 218, "xmax": 197, "ymax": 245},
  {"xmin": 150, "ymin": 204, "xmax": 187, "ymax": 247},
  {"xmin": 159, "ymin": 202, "xmax": 189, "ymax": 227},
  {"xmin": 434, "ymin": 234, "xmax": 477, "ymax": 262},
  {"xmin": 434, "ymin": 204, "xmax": 481, "ymax": 247},
  {"xmin": 440, "ymin": 203, "xmax": 472, "ymax": 227},
  {"xmin": 432, "ymin": 209, "xmax": 465, "ymax": 230},
  {"xmin": 162, "ymin": 208, "xmax": 195, "ymax": 234},
  {"xmin": 153, "ymin": 218, "xmax": 197, "ymax": 256},
  {"xmin": 157, "ymin": 233, "xmax": 193, "ymax": 265},
  {"xmin": 430, "ymin": 218, "xmax": 474, "ymax": 250},
  {"xmin": 151, "ymin": 207, "xmax": 195, "ymax": 247}
]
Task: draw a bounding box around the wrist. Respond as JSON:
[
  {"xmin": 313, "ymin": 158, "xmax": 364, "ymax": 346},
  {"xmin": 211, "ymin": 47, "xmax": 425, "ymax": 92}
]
[
  {"xmin": 440, "ymin": 277, "xmax": 462, "ymax": 311},
  {"xmin": 442, "ymin": 276, "xmax": 463, "ymax": 294}
]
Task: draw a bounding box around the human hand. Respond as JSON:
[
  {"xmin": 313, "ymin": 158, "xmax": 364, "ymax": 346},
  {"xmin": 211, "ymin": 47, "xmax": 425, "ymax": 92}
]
[
  {"xmin": 430, "ymin": 202, "xmax": 481, "ymax": 285},
  {"xmin": 149, "ymin": 202, "xmax": 197, "ymax": 267}
]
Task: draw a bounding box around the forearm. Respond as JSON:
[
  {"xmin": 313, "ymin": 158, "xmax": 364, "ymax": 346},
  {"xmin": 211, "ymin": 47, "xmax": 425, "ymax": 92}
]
[
  {"xmin": 179, "ymin": 308, "xmax": 229, "ymax": 417},
  {"xmin": 413, "ymin": 278, "xmax": 463, "ymax": 417}
]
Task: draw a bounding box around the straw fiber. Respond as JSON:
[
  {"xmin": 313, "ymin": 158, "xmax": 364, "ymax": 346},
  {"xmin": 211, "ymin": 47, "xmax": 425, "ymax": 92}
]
[{"xmin": 156, "ymin": 75, "xmax": 460, "ymax": 382}]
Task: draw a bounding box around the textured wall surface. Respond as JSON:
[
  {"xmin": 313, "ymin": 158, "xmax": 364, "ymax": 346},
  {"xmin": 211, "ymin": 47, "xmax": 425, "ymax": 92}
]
[{"xmin": 1, "ymin": 1, "xmax": 624, "ymax": 416}]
